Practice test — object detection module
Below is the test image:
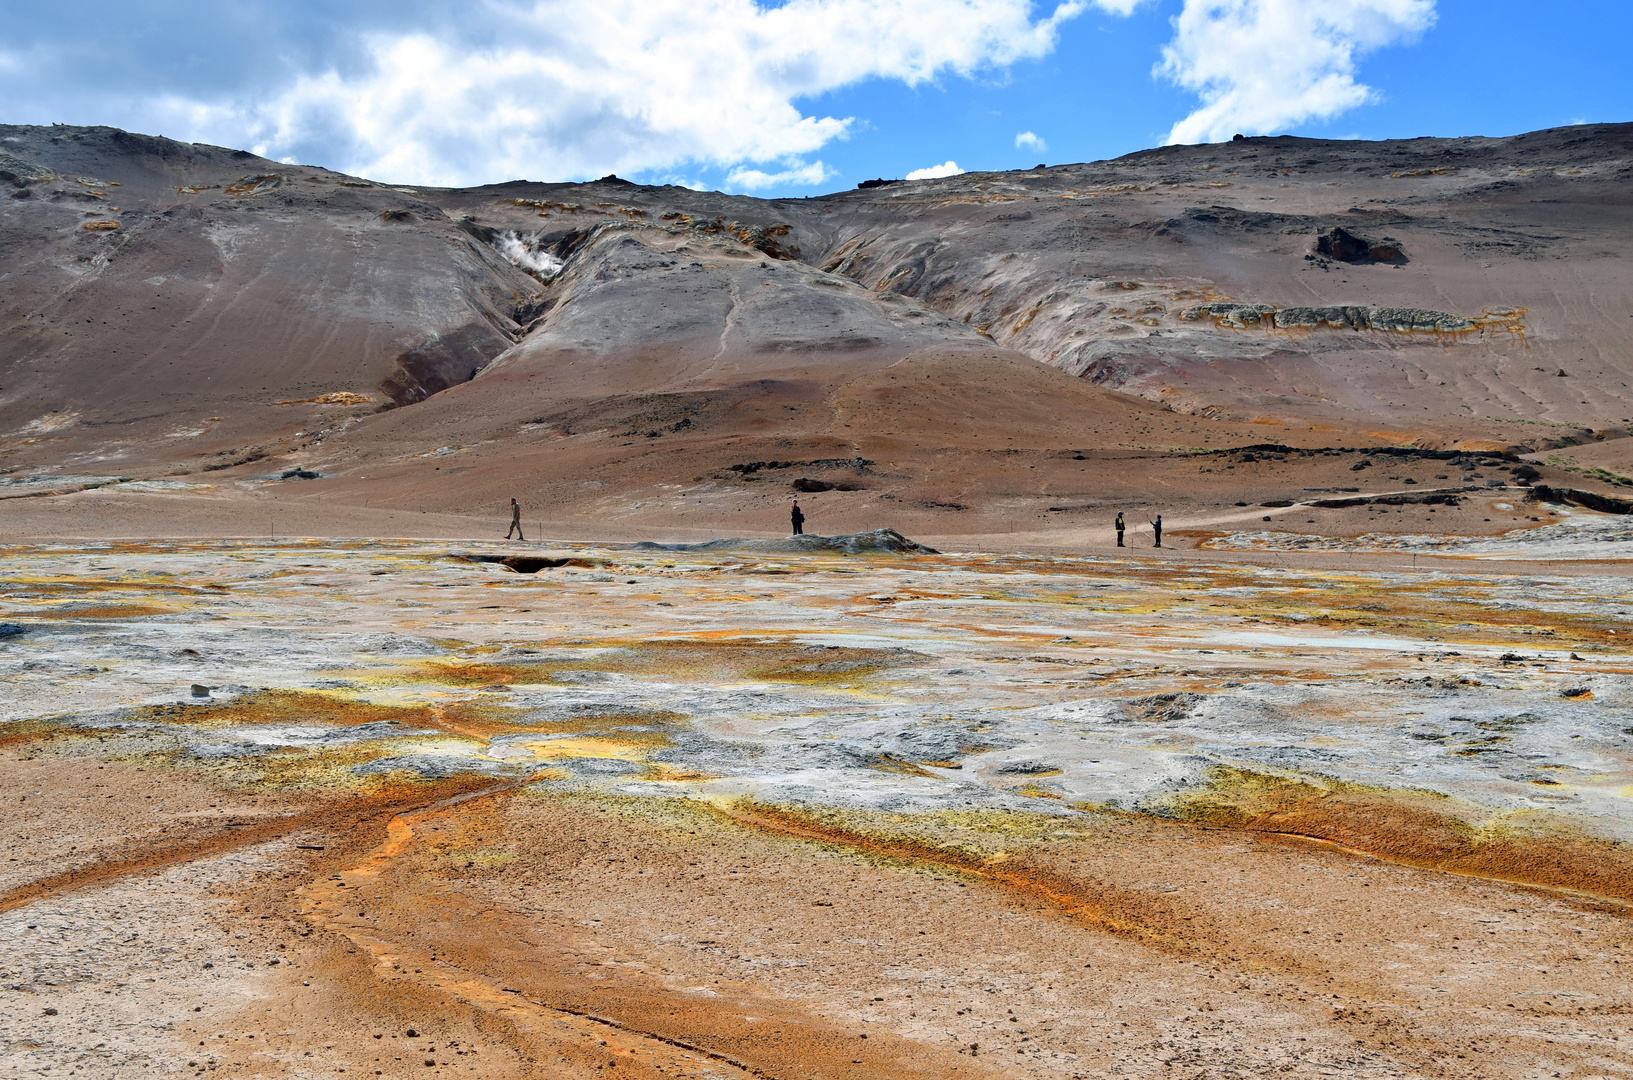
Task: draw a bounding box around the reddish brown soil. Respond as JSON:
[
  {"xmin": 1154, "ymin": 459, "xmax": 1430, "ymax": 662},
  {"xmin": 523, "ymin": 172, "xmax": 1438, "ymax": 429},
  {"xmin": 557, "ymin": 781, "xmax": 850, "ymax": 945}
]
[{"xmin": 6, "ymin": 742, "xmax": 1631, "ymax": 1080}]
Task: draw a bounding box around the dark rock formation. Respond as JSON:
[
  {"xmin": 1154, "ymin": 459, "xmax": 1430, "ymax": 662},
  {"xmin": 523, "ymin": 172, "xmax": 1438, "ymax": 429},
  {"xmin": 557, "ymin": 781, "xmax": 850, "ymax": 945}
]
[
  {"xmin": 792, "ymin": 478, "xmax": 863, "ymax": 492},
  {"xmin": 1528, "ymin": 486, "xmax": 1633, "ymax": 514},
  {"xmin": 379, "ymin": 323, "xmax": 513, "ymax": 405},
  {"xmin": 1316, "ymin": 226, "xmax": 1407, "ymax": 264},
  {"xmin": 631, "ymin": 529, "xmax": 937, "ymax": 554}
]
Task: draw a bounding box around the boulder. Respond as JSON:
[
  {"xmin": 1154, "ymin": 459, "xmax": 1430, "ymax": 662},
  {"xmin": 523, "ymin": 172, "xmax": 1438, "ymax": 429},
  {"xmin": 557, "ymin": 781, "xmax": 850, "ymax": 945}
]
[{"xmin": 1315, "ymin": 227, "xmax": 1408, "ymax": 265}]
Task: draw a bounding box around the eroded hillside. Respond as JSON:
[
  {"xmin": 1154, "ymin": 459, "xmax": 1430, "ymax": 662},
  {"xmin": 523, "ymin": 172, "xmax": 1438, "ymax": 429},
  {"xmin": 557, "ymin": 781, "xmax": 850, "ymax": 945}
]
[{"xmin": 3, "ymin": 123, "xmax": 1632, "ymax": 530}]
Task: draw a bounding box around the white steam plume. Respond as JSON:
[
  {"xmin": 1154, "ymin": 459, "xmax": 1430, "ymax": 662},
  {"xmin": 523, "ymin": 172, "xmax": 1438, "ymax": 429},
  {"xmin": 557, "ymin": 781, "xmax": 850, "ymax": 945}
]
[{"xmin": 494, "ymin": 231, "xmax": 564, "ymax": 277}]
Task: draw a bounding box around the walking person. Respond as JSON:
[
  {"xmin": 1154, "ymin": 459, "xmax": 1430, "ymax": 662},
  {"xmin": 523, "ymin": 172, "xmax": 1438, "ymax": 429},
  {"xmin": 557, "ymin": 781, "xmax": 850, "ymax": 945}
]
[
  {"xmin": 790, "ymin": 501, "xmax": 805, "ymax": 536},
  {"xmin": 506, "ymin": 498, "xmax": 525, "ymax": 541},
  {"xmin": 1150, "ymin": 513, "xmax": 1162, "ymax": 548},
  {"xmin": 1115, "ymin": 512, "xmax": 1125, "ymax": 547}
]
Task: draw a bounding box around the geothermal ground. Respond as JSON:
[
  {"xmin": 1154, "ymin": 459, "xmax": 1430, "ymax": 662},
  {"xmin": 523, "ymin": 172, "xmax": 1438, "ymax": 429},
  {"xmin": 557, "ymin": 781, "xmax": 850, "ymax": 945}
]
[
  {"xmin": 2, "ymin": 532, "xmax": 1631, "ymax": 1080},
  {"xmin": 4, "ymin": 119, "xmax": 1633, "ymax": 1079}
]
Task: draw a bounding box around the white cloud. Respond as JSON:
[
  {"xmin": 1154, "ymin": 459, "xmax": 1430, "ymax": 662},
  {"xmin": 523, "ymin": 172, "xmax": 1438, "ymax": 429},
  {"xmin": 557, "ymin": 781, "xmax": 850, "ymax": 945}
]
[
  {"xmin": 1157, "ymin": 0, "xmax": 1436, "ymax": 145},
  {"xmin": 725, "ymin": 159, "xmax": 833, "ymax": 190},
  {"xmin": 906, "ymin": 160, "xmax": 966, "ymax": 180},
  {"xmin": 130, "ymin": 0, "xmax": 1127, "ymax": 187},
  {"xmin": 1014, "ymin": 130, "xmax": 1047, "ymax": 151}
]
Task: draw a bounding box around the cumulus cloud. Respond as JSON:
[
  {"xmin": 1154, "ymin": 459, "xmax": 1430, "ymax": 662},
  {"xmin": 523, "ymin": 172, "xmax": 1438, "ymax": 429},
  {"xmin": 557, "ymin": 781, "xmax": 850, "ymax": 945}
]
[
  {"xmin": 726, "ymin": 159, "xmax": 834, "ymax": 190},
  {"xmin": 31, "ymin": 0, "xmax": 1141, "ymax": 188},
  {"xmin": 1157, "ymin": 0, "xmax": 1436, "ymax": 145},
  {"xmin": 1014, "ymin": 130, "xmax": 1047, "ymax": 151},
  {"xmin": 906, "ymin": 160, "xmax": 966, "ymax": 180}
]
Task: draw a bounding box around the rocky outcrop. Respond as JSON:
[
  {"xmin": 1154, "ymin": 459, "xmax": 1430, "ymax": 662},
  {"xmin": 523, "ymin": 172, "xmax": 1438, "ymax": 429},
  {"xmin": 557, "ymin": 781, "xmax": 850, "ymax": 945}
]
[
  {"xmin": 1315, "ymin": 226, "xmax": 1407, "ymax": 264},
  {"xmin": 1182, "ymin": 302, "xmax": 1476, "ymax": 333},
  {"xmin": 0, "ymin": 150, "xmax": 53, "ymax": 187},
  {"xmin": 1528, "ymin": 486, "xmax": 1633, "ymax": 514},
  {"xmin": 792, "ymin": 477, "xmax": 864, "ymax": 492},
  {"xmin": 1178, "ymin": 302, "xmax": 1279, "ymax": 328},
  {"xmin": 1282, "ymin": 306, "xmax": 1474, "ymax": 332},
  {"xmin": 631, "ymin": 529, "xmax": 938, "ymax": 555}
]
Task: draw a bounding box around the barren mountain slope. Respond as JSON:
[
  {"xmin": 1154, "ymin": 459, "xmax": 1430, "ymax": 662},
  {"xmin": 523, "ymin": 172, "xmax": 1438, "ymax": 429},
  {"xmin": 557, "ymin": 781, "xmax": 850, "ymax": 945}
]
[
  {"xmin": 3, "ymin": 122, "xmax": 1631, "ymax": 535},
  {"xmin": 0, "ymin": 125, "xmax": 544, "ymax": 463},
  {"xmin": 320, "ymin": 219, "xmax": 1293, "ymax": 532},
  {"xmin": 785, "ymin": 124, "xmax": 1633, "ymax": 442}
]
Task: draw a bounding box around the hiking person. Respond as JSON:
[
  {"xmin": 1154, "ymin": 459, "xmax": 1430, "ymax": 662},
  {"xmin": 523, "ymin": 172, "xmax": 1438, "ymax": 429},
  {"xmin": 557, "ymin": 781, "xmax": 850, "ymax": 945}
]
[
  {"xmin": 790, "ymin": 501, "xmax": 805, "ymax": 535},
  {"xmin": 1150, "ymin": 514, "xmax": 1162, "ymax": 548},
  {"xmin": 506, "ymin": 498, "xmax": 525, "ymax": 541},
  {"xmin": 1115, "ymin": 512, "xmax": 1125, "ymax": 547}
]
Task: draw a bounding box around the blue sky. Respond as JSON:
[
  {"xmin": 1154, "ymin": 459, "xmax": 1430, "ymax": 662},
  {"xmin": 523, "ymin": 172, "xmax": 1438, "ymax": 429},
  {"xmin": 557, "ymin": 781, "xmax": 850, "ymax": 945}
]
[{"xmin": 1, "ymin": 1, "xmax": 1627, "ymax": 196}]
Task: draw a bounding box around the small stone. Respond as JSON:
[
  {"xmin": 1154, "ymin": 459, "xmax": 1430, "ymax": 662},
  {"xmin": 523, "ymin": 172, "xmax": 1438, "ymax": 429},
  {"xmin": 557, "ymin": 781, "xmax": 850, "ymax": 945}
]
[
  {"xmin": 43, "ymin": 1007, "xmax": 58, "ymax": 1015},
  {"xmin": 405, "ymin": 1029, "xmax": 418, "ymax": 1038},
  {"xmin": 191, "ymin": 684, "xmax": 211, "ymax": 697}
]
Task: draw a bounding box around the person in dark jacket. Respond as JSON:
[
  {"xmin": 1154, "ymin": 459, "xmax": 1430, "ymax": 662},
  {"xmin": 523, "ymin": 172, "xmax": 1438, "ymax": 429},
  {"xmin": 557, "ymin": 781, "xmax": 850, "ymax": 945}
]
[
  {"xmin": 1150, "ymin": 514, "xmax": 1162, "ymax": 548},
  {"xmin": 506, "ymin": 498, "xmax": 525, "ymax": 541},
  {"xmin": 790, "ymin": 501, "xmax": 805, "ymax": 535},
  {"xmin": 1115, "ymin": 512, "xmax": 1125, "ymax": 547}
]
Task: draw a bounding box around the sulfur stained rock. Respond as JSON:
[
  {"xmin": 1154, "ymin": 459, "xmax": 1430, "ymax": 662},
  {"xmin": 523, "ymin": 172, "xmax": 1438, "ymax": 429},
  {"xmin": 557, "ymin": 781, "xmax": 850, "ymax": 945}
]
[
  {"xmin": 1179, "ymin": 302, "xmax": 1278, "ymax": 326},
  {"xmin": 1368, "ymin": 307, "xmax": 1474, "ymax": 332}
]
